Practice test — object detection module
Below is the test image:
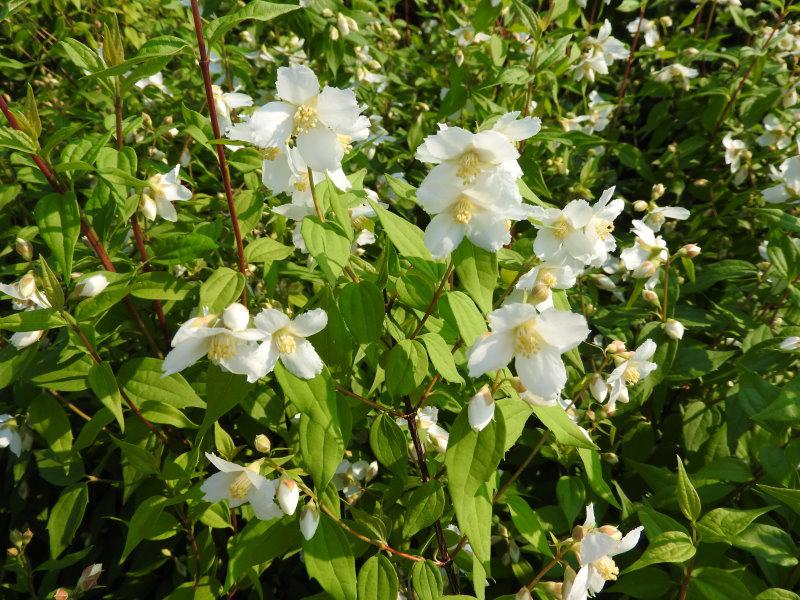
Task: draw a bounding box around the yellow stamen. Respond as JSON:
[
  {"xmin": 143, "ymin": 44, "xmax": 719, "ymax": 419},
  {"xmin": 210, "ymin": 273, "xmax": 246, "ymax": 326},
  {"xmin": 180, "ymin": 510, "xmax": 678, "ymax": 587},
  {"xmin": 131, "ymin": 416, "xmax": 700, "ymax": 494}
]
[
  {"xmin": 456, "ymin": 150, "xmax": 482, "ymax": 183},
  {"xmin": 228, "ymin": 471, "xmax": 252, "ymax": 500},
  {"xmin": 452, "ymin": 195, "xmax": 473, "ymax": 224},
  {"xmin": 540, "ymin": 272, "xmax": 558, "ymax": 288},
  {"xmin": 294, "ymin": 104, "xmax": 318, "ymax": 134},
  {"xmin": 276, "ymin": 332, "xmax": 297, "ymax": 354},
  {"xmin": 593, "ymin": 556, "xmax": 619, "ymax": 581},
  {"xmin": 552, "ymin": 216, "xmax": 571, "ymax": 240},
  {"xmin": 208, "ymin": 333, "xmax": 237, "ymax": 363},
  {"xmin": 624, "ymin": 364, "xmax": 640, "ymax": 385},
  {"xmin": 514, "ymin": 320, "xmax": 542, "ymax": 357},
  {"xmin": 595, "ymin": 218, "xmax": 614, "ymax": 240},
  {"xmin": 263, "ymin": 147, "xmax": 279, "ymax": 161}
]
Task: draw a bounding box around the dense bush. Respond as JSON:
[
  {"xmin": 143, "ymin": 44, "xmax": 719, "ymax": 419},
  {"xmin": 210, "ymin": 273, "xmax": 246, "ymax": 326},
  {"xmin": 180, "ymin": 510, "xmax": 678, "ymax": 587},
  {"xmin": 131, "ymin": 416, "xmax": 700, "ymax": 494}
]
[{"xmin": 1, "ymin": 0, "xmax": 800, "ymax": 598}]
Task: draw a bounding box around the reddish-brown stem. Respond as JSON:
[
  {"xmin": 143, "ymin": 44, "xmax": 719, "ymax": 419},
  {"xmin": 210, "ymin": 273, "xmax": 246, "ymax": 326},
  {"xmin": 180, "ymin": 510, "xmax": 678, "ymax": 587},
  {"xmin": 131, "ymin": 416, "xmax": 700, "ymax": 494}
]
[
  {"xmin": 188, "ymin": 0, "xmax": 248, "ymax": 303},
  {"xmin": 1, "ymin": 91, "xmax": 163, "ymax": 357},
  {"xmin": 613, "ymin": 1, "xmax": 648, "ymax": 120},
  {"xmin": 410, "ymin": 260, "xmax": 453, "ymax": 339},
  {"xmin": 404, "ymin": 397, "xmax": 460, "ymax": 593},
  {"xmin": 526, "ymin": 556, "xmax": 560, "ymax": 590},
  {"xmin": 335, "ymin": 385, "xmax": 406, "ymax": 418}
]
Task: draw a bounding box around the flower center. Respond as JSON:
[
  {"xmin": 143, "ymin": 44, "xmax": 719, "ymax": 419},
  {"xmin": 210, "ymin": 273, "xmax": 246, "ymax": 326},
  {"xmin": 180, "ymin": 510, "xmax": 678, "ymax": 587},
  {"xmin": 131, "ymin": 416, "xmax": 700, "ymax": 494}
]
[
  {"xmin": 593, "ymin": 556, "xmax": 619, "ymax": 581},
  {"xmin": 540, "ymin": 272, "xmax": 558, "ymax": 288},
  {"xmin": 594, "ymin": 218, "xmax": 614, "ymax": 240},
  {"xmin": 263, "ymin": 147, "xmax": 280, "ymax": 161},
  {"xmin": 452, "ymin": 195, "xmax": 474, "ymax": 224},
  {"xmin": 456, "ymin": 150, "xmax": 482, "ymax": 184},
  {"xmin": 208, "ymin": 333, "xmax": 237, "ymax": 363},
  {"xmin": 293, "ymin": 173, "xmax": 310, "ymax": 192},
  {"xmin": 624, "ymin": 364, "xmax": 640, "ymax": 385},
  {"xmin": 276, "ymin": 332, "xmax": 297, "ymax": 354},
  {"xmin": 552, "ymin": 216, "xmax": 572, "ymax": 240},
  {"xmin": 294, "ymin": 104, "xmax": 318, "ymax": 134},
  {"xmin": 147, "ymin": 175, "xmax": 165, "ymax": 200},
  {"xmin": 352, "ymin": 215, "xmax": 369, "ymax": 230},
  {"xmin": 514, "ymin": 320, "xmax": 542, "ymax": 357},
  {"xmin": 228, "ymin": 471, "xmax": 252, "ymax": 500},
  {"xmin": 337, "ymin": 134, "xmax": 353, "ymax": 153}
]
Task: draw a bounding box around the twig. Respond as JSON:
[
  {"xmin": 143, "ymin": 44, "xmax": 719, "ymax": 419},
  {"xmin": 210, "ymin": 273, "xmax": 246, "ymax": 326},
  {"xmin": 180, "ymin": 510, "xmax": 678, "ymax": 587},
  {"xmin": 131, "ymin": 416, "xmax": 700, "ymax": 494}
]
[
  {"xmin": 410, "ymin": 259, "xmax": 453, "ymax": 338},
  {"xmin": 307, "ymin": 168, "xmax": 325, "ymax": 221},
  {"xmin": 188, "ymin": 0, "xmax": 248, "ymax": 302},
  {"xmin": 526, "ymin": 556, "xmax": 560, "ymax": 590},
  {"xmin": 335, "ymin": 385, "xmax": 406, "ymax": 418},
  {"xmin": 613, "ymin": 0, "xmax": 648, "ymax": 121}
]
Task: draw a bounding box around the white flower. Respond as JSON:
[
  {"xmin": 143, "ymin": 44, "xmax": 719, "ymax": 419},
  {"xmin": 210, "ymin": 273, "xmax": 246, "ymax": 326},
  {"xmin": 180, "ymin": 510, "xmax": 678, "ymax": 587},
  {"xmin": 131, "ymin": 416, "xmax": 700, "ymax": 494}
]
[
  {"xmin": 468, "ymin": 303, "xmax": 589, "ymax": 399},
  {"xmin": 780, "ymin": 336, "xmax": 800, "ymax": 350},
  {"xmin": 620, "ymin": 220, "xmax": 668, "ymax": 283},
  {"xmin": 627, "ymin": 18, "xmax": 660, "ymax": 48},
  {"xmin": 586, "ymin": 91, "xmax": 615, "ymax": 133},
  {"xmin": 763, "ymin": 156, "xmax": 800, "ymax": 203},
  {"xmin": 1, "ymin": 273, "xmax": 50, "ymax": 349},
  {"xmin": 564, "ymin": 504, "xmax": 644, "ymax": 600},
  {"xmin": 468, "ymin": 385, "xmax": 495, "ymax": 432},
  {"xmin": 516, "ymin": 260, "xmax": 580, "ymax": 310},
  {"xmin": 75, "ymin": 274, "xmax": 109, "ymax": 298},
  {"xmin": 252, "ymin": 308, "xmax": 328, "ymax": 379},
  {"xmin": 654, "ymin": 64, "xmax": 699, "ymax": 90},
  {"xmin": 643, "ymin": 205, "xmax": 690, "ymax": 232},
  {"xmin": 449, "ymin": 26, "xmax": 491, "ymax": 47},
  {"xmin": 417, "ymin": 169, "xmax": 532, "ymax": 258},
  {"xmin": 723, "ymin": 134, "xmax": 748, "ymax": 184},
  {"xmin": 605, "ymin": 339, "xmax": 657, "ymax": 412},
  {"xmin": 228, "ymin": 65, "xmax": 369, "ymax": 172},
  {"xmin": 200, "ymin": 453, "xmax": 282, "ymax": 520},
  {"xmin": 162, "ymin": 303, "xmax": 267, "ymax": 382},
  {"xmin": 299, "ymin": 501, "xmax": 320, "ymax": 539},
  {"xmin": 333, "ymin": 459, "xmax": 378, "ymax": 501},
  {"xmin": 587, "ymin": 20, "xmax": 629, "ymax": 64},
  {"xmin": 756, "ymin": 114, "xmax": 791, "ymax": 149},
  {"xmin": 276, "ymin": 478, "xmax": 300, "ymax": 515},
  {"xmin": 134, "ymin": 72, "xmax": 171, "ymax": 95},
  {"xmin": 212, "ymin": 85, "xmax": 253, "ymax": 134},
  {"xmin": 665, "ymin": 319, "xmax": 685, "ymax": 340},
  {"xmin": 140, "ymin": 165, "xmax": 192, "ymax": 222},
  {"xmin": 0, "ymin": 415, "xmax": 22, "ymax": 456},
  {"xmin": 574, "ymin": 49, "xmax": 609, "ymax": 83},
  {"xmin": 585, "ymin": 187, "xmax": 625, "ymax": 266},
  {"xmin": 589, "ymin": 373, "xmax": 609, "ymax": 403},
  {"xmin": 11, "ymin": 330, "xmax": 45, "ymax": 349},
  {"xmin": 491, "ymin": 111, "xmax": 542, "ymax": 144},
  {"xmin": 397, "ymin": 407, "xmax": 449, "ymax": 453}
]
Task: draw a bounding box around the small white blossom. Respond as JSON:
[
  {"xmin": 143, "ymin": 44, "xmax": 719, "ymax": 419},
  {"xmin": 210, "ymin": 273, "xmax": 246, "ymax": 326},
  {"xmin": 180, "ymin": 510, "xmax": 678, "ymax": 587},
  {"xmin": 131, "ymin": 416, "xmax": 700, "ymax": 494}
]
[
  {"xmin": 779, "ymin": 336, "xmax": 800, "ymax": 351},
  {"xmin": 134, "ymin": 72, "xmax": 171, "ymax": 95},
  {"xmin": 201, "ymin": 453, "xmax": 282, "ymax": 520},
  {"xmin": 397, "ymin": 407, "xmax": 449, "ymax": 453},
  {"xmin": 467, "ymin": 385, "xmax": 495, "ymax": 432},
  {"xmin": 723, "ymin": 134, "xmax": 748, "ymax": 184},
  {"xmin": 756, "ymin": 114, "xmax": 791, "ymax": 149},
  {"xmin": 0, "ymin": 415, "xmax": 23, "ymax": 456},
  {"xmin": 606, "ymin": 340, "xmax": 658, "ymax": 412},
  {"xmin": 140, "ymin": 165, "xmax": 192, "ymax": 222},
  {"xmin": 620, "ymin": 220, "xmax": 668, "ymax": 286},
  {"xmin": 212, "ymin": 85, "xmax": 253, "ymax": 134},
  {"xmin": 449, "ymin": 26, "xmax": 491, "ymax": 47},
  {"xmin": 74, "ymin": 273, "xmax": 110, "ymax": 298},
  {"xmin": 627, "ymin": 18, "xmax": 660, "ymax": 48},
  {"xmin": 516, "ymin": 260, "xmax": 580, "ymax": 310},
  {"xmin": 654, "ymin": 63, "xmax": 699, "ymax": 90},
  {"xmin": 763, "ymin": 156, "xmax": 800, "ymax": 203},
  {"xmin": 252, "ymin": 308, "xmax": 328, "ymax": 380},
  {"xmin": 333, "ymin": 459, "xmax": 378, "ymax": 501},
  {"xmin": 643, "ymin": 205, "xmax": 690, "ymax": 232}
]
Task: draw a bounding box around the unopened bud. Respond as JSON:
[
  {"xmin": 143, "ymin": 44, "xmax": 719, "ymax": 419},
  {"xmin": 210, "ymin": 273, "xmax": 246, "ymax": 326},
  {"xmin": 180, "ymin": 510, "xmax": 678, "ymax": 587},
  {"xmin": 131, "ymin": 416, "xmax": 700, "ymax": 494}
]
[
  {"xmin": 589, "ymin": 374, "xmax": 608, "ymax": 403},
  {"xmin": 515, "ymin": 587, "xmax": 533, "ymax": 600},
  {"xmin": 531, "ymin": 282, "xmax": 551, "ymax": 304},
  {"xmin": 606, "ymin": 340, "xmax": 626, "ymax": 354},
  {"xmin": 299, "ymin": 501, "xmax": 320, "ymax": 540},
  {"xmin": 7, "ymin": 547, "xmax": 18, "ymax": 557},
  {"xmin": 142, "ymin": 112, "xmax": 153, "ymax": 129},
  {"xmin": 337, "ymin": 13, "xmax": 350, "ymax": 36},
  {"xmin": 665, "ymin": 318, "xmax": 685, "ymax": 340},
  {"xmin": 631, "ymin": 200, "xmax": 647, "ymax": 212},
  {"xmin": 651, "ymin": 184, "xmax": 666, "ymax": 201},
  {"xmin": 468, "ymin": 385, "xmax": 495, "ymax": 432},
  {"xmin": 681, "ymin": 243, "xmax": 701, "ymax": 258},
  {"xmin": 541, "ymin": 582, "xmax": 563, "ymax": 597},
  {"xmin": 757, "ymin": 261, "xmax": 772, "ymax": 271},
  {"xmin": 591, "ymin": 274, "xmax": 616, "ymax": 291},
  {"xmin": 54, "ymin": 588, "xmax": 70, "ymax": 600},
  {"xmin": 254, "ymin": 434, "xmax": 271, "ymax": 453},
  {"xmin": 19, "ymin": 273, "xmax": 36, "ymax": 298},
  {"xmin": 329, "ymin": 27, "xmax": 340, "ymax": 41},
  {"xmin": 365, "ymin": 460, "xmax": 379, "ymax": 482},
  {"xmin": 642, "ymin": 289, "xmax": 661, "ymax": 306},
  {"xmin": 168, "ymin": 127, "xmax": 179, "ymax": 138},
  {"xmin": 15, "ymin": 238, "xmax": 32, "ymax": 261},
  {"xmin": 684, "ymin": 47, "xmax": 699, "ymax": 57},
  {"xmin": 455, "ymin": 49, "xmax": 465, "ymax": 67},
  {"xmin": 633, "ymin": 260, "xmax": 657, "ymax": 279},
  {"xmin": 77, "ymin": 563, "xmax": 103, "ymax": 592},
  {"xmin": 277, "ymin": 478, "xmax": 300, "ymax": 515},
  {"xmin": 321, "ymin": 8, "xmax": 333, "ymax": 17},
  {"xmin": 602, "ymin": 452, "xmax": 619, "ymax": 465},
  {"xmin": 694, "ymin": 178, "xmax": 709, "ymax": 187},
  {"xmin": 74, "ymin": 273, "xmax": 109, "ymax": 298}
]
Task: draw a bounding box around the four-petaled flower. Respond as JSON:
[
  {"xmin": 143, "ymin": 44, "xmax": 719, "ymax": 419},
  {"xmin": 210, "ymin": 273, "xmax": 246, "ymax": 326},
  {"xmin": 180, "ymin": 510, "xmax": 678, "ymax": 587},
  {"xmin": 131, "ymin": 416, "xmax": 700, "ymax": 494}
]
[{"xmin": 200, "ymin": 453, "xmax": 283, "ymax": 521}]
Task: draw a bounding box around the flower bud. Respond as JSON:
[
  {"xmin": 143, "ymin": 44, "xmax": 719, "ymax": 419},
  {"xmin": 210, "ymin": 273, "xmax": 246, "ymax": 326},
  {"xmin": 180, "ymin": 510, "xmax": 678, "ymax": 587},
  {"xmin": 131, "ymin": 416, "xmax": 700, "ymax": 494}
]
[
  {"xmin": 277, "ymin": 478, "xmax": 300, "ymax": 515},
  {"xmin": 142, "ymin": 112, "xmax": 153, "ymax": 129},
  {"xmin": 254, "ymin": 434, "xmax": 271, "ymax": 453},
  {"xmin": 74, "ymin": 273, "xmax": 109, "ymax": 298},
  {"xmin": 602, "ymin": 452, "xmax": 619, "ymax": 465},
  {"xmin": 665, "ymin": 318, "xmax": 684, "ymax": 340},
  {"xmin": 299, "ymin": 501, "xmax": 320, "ymax": 539},
  {"xmin": 54, "ymin": 588, "xmax": 70, "ymax": 600},
  {"xmin": 19, "ymin": 273, "xmax": 36, "ymax": 298},
  {"xmin": 633, "ymin": 261, "xmax": 657, "ymax": 279},
  {"xmin": 15, "ymin": 238, "xmax": 32, "ymax": 261},
  {"xmin": 77, "ymin": 563, "xmax": 103, "ymax": 592},
  {"xmin": 589, "ymin": 374, "xmax": 608, "ymax": 403},
  {"xmin": 779, "ymin": 336, "xmax": 800, "ymax": 351},
  {"xmin": 590, "ymin": 274, "xmax": 616, "ymax": 291},
  {"xmin": 606, "ymin": 340, "xmax": 626, "ymax": 354},
  {"xmin": 329, "ymin": 27, "xmax": 340, "ymax": 41},
  {"xmin": 651, "ymin": 183, "xmax": 666, "ymax": 201},
  {"xmin": 468, "ymin": 385, "xmax": 495, "ymax": 432},
  {"xmin": 540, "ymin": 582, "xmax": 562, "ymax": 597},
  {"xmin": 7, "ymin": 547, "xmax": 18, "ymax": 557},
  {"xmin": 531, "ymin": 282, "xmax": 551, "ymax": 304},
  {"xmin": 337, "ymin": 13, "xmax": 350, "ymax": 36},
  {"xmin": 11, "ymin": 330, "xmax": 44, "ymax": 349},
  {"xmin": 222, "ymin": 302, "xmax": 250, "ymax": 331},
  {"xmin": 322, "ymin": 8, "xmax": 333, "ymax": 17},
  {"xmin": 140, "ymin": 194, "xmax": 157, "ymax": 221},
  {"xmin": 681, "ymin": 243, "xmax": 701, "ymax": 258},
  {"xmin": 642, "ymin": 289, "xmax": 660, "ymax": 306},
  {"xmin": 365, "ymin": 460, "xmax": 379, "ymax": 482},
  {"xmin": 455, "ymin": 49, "xmax": 465, "ymax": 67},
  {"xmin": 515, "ymin": 588, "xmax": 533, "ymax": 600},
  {"xmin": 684, "ymin": 47, "xmax": 699, "ymax": 57},
  {"xmin": 660, "ymin": 16, "xmax": 673, "ymax": 27},
  {"xmin": 694, "ymin": 178, "xmax": 709, "ymax": 187},
  {"xmin": 168, "ymin": 127, "xmax": 179, "ymax": 138},
  {"xmin": 346, "ymin": 16, "xmax": 358, "ymax": 32}
]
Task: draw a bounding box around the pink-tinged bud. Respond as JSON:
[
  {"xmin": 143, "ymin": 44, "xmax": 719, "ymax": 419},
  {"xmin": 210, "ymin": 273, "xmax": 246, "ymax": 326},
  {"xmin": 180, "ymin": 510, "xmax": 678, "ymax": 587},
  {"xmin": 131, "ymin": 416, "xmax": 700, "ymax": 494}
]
[
  {"xmin": 682, "ymin": 243, "xmax": 701, "ymax": 258},
  {"xmin": 54, "ymin": 588, "xmax": 70, "ymax": 600},
  {"xmin": 299, "ymin": 501, "xmax": 320, "ymax": 540},
  {"xmin": 277, "ymin": 478, "xmax": 300, "ymax": 515},
  {"xmin": 15, "ymin": 238, "xmax": 32, "ymax": 261},
  {"xmin": 77, "ymin": 563, "xmax": 103, "ymax": 592},
  {"xmin": 633, "ymin": 261, "xmax": 657, "ymax": 279},
  {"xmin": 642, "ymin": 289, "xmax": 660, "ymax": 306},
  {"xmin": 665, "ymin": 319, "xmax": 684, "ymax": 340},
  {"xmin": 254, "ymin": 434, "xmax": 271, "ymax": 453},
  {"xmin": 632, "ymin": 200, "xmax": 648, "ymax": 212},
  {"xmin": 515, "ymin": 586, "xmax": 532, "ymax": 600},
  {"xmin": 606, "ymin": 340, "xmax": 626, "ymax": 355},
  {"xmin": 468, "ymin": 385, "xmax": 495, "ymax": 432}
]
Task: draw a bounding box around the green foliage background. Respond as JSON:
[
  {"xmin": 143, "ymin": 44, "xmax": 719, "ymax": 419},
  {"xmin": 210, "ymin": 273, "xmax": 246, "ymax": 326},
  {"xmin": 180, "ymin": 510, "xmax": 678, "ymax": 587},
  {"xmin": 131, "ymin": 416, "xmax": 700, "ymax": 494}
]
[{"xmin": 1, "ymin": 0, "xmax": 799, "ymax": 599}]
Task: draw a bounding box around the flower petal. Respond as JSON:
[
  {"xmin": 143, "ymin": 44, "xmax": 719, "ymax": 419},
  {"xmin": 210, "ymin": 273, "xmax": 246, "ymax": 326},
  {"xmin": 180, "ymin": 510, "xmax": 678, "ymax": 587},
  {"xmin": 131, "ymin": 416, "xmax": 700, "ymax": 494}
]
[
  {"xmin": 291, "ymin": 308, "xmax": 328, "ymax": 337},
  {"xmin": 162, "ymin": 336, "xmax": 211, "ymax": 376},
  {"xmin": 296, "ymin": 125, "xmax": 344, "ymax": 173},
  {"xmin": 424, "ymin": 213, "xmax": 465, "ymax": 258},
  {"xmin": 515, "ymin": 348, "xmax": 567, "ymax": 398},
  {"xmin": 276, "ymin": 65, "xmax": 319, "ymax": 105},
  {"xmin": 467, "ymin": 331, "xmax": 515, "ymax": 376},
  {"xmin": 280, "ymin": 339, "xmax": 324, "ymax": 379}
]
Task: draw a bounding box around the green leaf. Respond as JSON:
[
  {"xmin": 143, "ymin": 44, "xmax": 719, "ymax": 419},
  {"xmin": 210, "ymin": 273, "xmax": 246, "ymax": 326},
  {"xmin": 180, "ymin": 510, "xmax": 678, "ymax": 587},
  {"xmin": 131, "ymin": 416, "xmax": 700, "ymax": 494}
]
[
  {"xmin": 627, "ymin": 531, "xmax": 695, "ymax": 572},
  {"xmin": 129, "ymin": 272, "xmax": 197, "ymax": 301},
  {"xmin": 338, "ymin": 281, "xmax": 384, "ymax": 343},
  {"xmin": 385, "ymin": 339, "xmax": 428, "ymax": 397},
  {"xmin": 224, "ymin": 517, "xmax": 298, "ymax": 591},
  {"xmin": 411, "ymin": 560, "xmax": 443, "ymax": 600},
  {"xmin": 302, "ymin": 218, "xmax": 351, "ymax": 283},
  {"xmin": 369, "ymin": 413, "xmax": 408, "ymax": 475},
  {"xmin": 439, "ymin": 291, "xmax": 487, "ymax": 346},
  {"xmin": 689, "ymin": 567, "xmax": 755, "ymax": 600},
  {"xmin": 556, "ymin": 476, "xmax": 586, "ymax": 526},
  {"xmin": 151, "ymin": 233, "xmax": 219, "ymax": 264},
  {"xmin": 733, "ymin": 523, "xmax": 798, "ymax": 567},
  {"xmin": 199, "ymin": 267, "xmax": 245, "ymax": 313},
  {"xmin": 0, "ymin": 308, "xmax": 65, "ymax": 331},
  {"xmin": 504, "ymin": 494, "xmax": 552, "ymax": 557},
  {"xmin": 48, "ymin": 484, "xmax": 88, "ymax": 558},
  {"xmin": 0, "ymin": 127, "xmax": 37, "ymax": 152},
  {"xmin": 696, "ymin": 507, "xmax": 773, "ymax": 543},
  {"xmin": 453, "ymin": 241, "xmax": 497, "ymax": 313},
  {"xmin": 117, "ymin": 358, "xmax": 205, "ymax": 410},
  {"xmin": 578, "ymin": 448, "xmax": 619, "ymax": 508},
  {"xmin": 38, "ymin": 255, "xmax": 64, "ymax": 309},
  {"xmin": 357, "ymin": 554, "xmax": 398, "ymax": 600},
  {"xmin": 302, "ymin": 515, "xmax": 357, "ymax": 600},
  {"xmin": 675, "ymin": 457, "xmax": 701, "ymax": 522},
  {"xmin": 244, "ymin": 236, "xmax": 294, "ymax": 264},
  {"xmin": 29, "ymin": 394, "xmax": 72, "ymax": 452},
  {"xmin": 121, "ymin": 495, "xmax": 168, "ymax": 562},
  {"xmin": 530, "ymin": 404, "xmax": 596, "ymax": 449},
  {"xmin": 34, "ymin": 192, "xmax": 81, "ymax": 278},
  {"xmin": 369, "ymin": 200, "xmax": 433, "ymax": 261},
  {"xmin": 402, "ymin": 480, "xmax": 446, "ymax": 539},
  {"xmin": 757, "ymin": 484, "xmax": 800, "ymax": 517},
  {"xmin": 206, "ymin": 1, "xmax": 300, "ymax": 46},
  {"xmin": 419, "ymin": 332, "xmax": 464, "ymax": 384},
  {"xmin": 199, "ymin": 366, "xmax": 251, "ymax": 434},
  {"xmin": 87, "ymin": 362, "xmax": 125, "ymax": 431}
]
